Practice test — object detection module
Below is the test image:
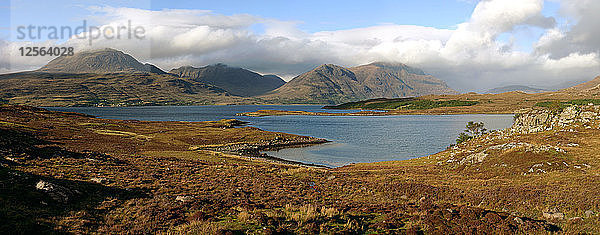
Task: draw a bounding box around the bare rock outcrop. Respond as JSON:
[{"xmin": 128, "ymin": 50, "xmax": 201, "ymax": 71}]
[{"xmin": 511, "ymin": 105, "xmax": 600, "ymax": 134}]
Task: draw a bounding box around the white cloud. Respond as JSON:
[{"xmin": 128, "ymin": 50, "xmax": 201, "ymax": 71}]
[{"xmin": 2, "ymin": 0, "xmax": 600, "ymax": 92}]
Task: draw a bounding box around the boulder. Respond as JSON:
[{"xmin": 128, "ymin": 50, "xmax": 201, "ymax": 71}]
[
  {"xmin": 35, "ymin": 180, "xmax": 77, "ymax": 203},
  {"xmin": 542, "ymin": 212, "xmax": 564, "ymax": 220},
  {"xmin": 90, "ymin": 177, "xmax": 109, "ymax": 184},
  {"xmin": 175, "ymin": 195, "xmax": 193, "ymax": 203},
  {"xmin": 585, "ymin": 210, "xmax": 595, "ymax": 218}
]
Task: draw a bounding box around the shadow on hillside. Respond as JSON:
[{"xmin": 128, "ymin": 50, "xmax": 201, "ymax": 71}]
[{"xmin": 0, "ymin": 127, "xmax": 148, "ymax": 234}]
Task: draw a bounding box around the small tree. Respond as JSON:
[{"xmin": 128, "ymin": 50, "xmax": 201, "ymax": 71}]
[{"xmin": 456, "ymin": 121, "xmax": 487, "ymax": 144}]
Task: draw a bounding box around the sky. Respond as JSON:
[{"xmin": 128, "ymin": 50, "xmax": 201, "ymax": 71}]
[{"xmin": 1, "ymin": 0, "xmax": 599, "ymax": 92}]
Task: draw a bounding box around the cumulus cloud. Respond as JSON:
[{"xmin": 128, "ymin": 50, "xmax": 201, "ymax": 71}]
[
  {"xmin": 2, "ymin": 0, "xmax": 600, "ymax": 91},
  {"xmin": 534, "ymin": 0, "xmax": 600, "ymax": 59}
]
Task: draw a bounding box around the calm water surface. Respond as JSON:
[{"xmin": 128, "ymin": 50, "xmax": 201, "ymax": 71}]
[{"xmin": 47, "ymin": 105, "xmax": 514, "ymax": 167}]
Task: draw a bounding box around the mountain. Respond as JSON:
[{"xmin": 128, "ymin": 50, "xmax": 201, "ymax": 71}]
[
  {"xmin": 170, "ymin": 64, "xmax": 285, "ymax": 97},
  {"xmin": 486, "ymin": 85, "xmax": 551, "ymax": 94},
  {"xmin": 350, "ymin": 62, "xmax": 457, "ymax": 97},
  {"xmin": 38, "ymin": 48, "xmax": 166, "ymax": 74},
  {"xmin": 260, "ymin": 62, "xmax": 456, "ymax": 104}
]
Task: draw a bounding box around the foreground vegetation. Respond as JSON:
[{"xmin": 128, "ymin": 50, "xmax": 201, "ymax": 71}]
[{"xmin": 1, "ymin": 104, "xmax": 599, "ymax": 233}]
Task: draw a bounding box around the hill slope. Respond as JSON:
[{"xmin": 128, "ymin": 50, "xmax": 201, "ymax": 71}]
[
  {"xmin": 561, "ymin": 76, "xmax": 600, "ymax": 92},
  {"xmin": 38, "ymin": 48, "xmax": 166, "ymax": 74},
  {"xmin": 0, "ymin": 72, "xmax": 253, "ymax": 106},
  {"xmin": 261, "ymin": 62, "xmax": 456, "ymax": 104},
  {"xmin": 170, "ymin": 64, "xmax": 285, "ymax": 97}
]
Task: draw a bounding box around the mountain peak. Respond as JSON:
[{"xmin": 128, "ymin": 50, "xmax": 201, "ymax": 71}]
[
  {"xmin": 314, "ymin": 64, "xmax": 344, "ymax": 71},
  {"xmin": 359, "ymin": 62, "xmax": 427, "ymax": 75},
  {"xmin": 38, "ymin": 48, "xmax": 165, "ymax": 74}
]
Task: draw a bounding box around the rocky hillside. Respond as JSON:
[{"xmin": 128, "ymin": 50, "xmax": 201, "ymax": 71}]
[
  {"xmin": 260, "ymin": 62, "xmax": 456, "ymax": 104},
  {"xmin": 170, "ymin": 64, "xmax": 285, "ymax": 97},
  {"xmin": 38, "ymin": 48, "xmax": 166, "ymax": 74}
]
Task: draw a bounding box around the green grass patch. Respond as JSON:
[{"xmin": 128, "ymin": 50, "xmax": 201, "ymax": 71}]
[
  {"xmin": 324, "ymin": 98, "xmax": 479, "ymax": 110},
  {"xmin": 535, "ymin": 99, "xmax": 600, "ymax": 112}
]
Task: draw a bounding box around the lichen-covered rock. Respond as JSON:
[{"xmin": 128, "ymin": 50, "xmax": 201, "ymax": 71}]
[{"xmin": 511, "ymin": 109, "xmax": 554, "ymax": 133}]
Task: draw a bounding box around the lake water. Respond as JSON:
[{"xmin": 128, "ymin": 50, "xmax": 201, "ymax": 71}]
[{"xmin": 47, "ymin": 105, "xmax": 514, "ymax": 167}]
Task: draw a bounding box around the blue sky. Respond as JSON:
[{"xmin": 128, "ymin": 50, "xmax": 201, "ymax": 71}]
[
  {"xmin": 3, "ymin": 0, "xmax": 560, "ymax": 51},
  {"xmin": 149, "ymin": 0, "xmax": 477, "ymax": 32},
  {"xmin": 5, "ymin": 0, "xmax": 478, "ymax": 32}
]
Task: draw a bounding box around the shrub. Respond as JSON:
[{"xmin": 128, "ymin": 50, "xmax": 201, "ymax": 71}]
[
  {"xmin": 237, "ymin": 211, "xmax": 252, "ymax": 223},
  {"xmin": 456, "ymin": 121, "xmax": 487, "ymax": 144}
]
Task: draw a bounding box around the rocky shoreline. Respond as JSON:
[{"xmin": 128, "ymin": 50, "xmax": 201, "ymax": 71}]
[{"xmin": 191, "ymin": 137, "xmax": 331, "ymax": 168}]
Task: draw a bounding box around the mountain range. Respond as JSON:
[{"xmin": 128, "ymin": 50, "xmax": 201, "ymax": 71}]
[
  {"xmin": 170, "ymin": 64, "xmax": 285, "ymax": 97},
  {"xmin": 1, "ymin": 48, "xmax": 458, "ymax": 106}
]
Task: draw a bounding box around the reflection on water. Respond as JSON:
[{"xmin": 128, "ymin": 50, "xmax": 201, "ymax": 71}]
[{"xmin": 47, "ymin": 105, "xmax": 514, "ymax": 167}]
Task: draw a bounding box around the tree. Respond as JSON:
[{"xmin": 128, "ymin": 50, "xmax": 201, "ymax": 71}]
[{"xmin": 456, "ymin": 121, "xmax": 487, "ymax": 144}]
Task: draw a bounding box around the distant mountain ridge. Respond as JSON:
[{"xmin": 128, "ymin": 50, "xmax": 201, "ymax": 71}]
[
  {"xmin": 38, "ymin": 48, "xmax": 166, "ymax": 74},
  {"xmin": 486, "ymin": 85, "xmax": 551, "ymax": 94},
  {"xmin": 170, "ymin": 64, "xmax": 285, "ymax": 97},
  {"xmin": 0, "ymin": 48, "xmax": 484, "ymax": 107},
  {"xmin": 260, "ymin": 62, "xmax": 457, "ymax": 104}
]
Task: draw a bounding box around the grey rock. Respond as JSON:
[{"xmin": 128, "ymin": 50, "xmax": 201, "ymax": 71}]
[
  {"xmin": 585, "ymin": 210, "xmax": 595, "ymax": 218},
  {"xmin": 90, "ymin": 177, "xmax": 110, "ymax": 184},
  {"xmin": 175, "ymin": 195, "xmax": 193, "ymax": 202},
  {"xmin": 513, "ymin": 217, "xmax": 524, "ymax": 224},
  {"xmin": 35, "ymin": 180, "xmax": 76, "ymax": 203},
  {"xmin": 542, "ymin": 212, "xmax": 564, "ymax": 220},
  {"xmin": 569, "ymin": 217, "xmax": 583, "ymax": 222}
]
